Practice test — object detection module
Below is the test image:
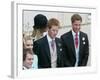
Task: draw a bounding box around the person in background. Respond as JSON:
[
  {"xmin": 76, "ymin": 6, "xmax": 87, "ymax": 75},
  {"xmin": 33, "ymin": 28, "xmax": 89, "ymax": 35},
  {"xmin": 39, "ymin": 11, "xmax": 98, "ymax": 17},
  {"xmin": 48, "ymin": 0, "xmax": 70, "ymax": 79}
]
[
  {"xmin": 33, "ymin": 18, "xmax": 63, "ymax": 68},
  {"xmin": 32, "ymin": 14, "xmax": 48, "ymax": 41},
  {"xmin": 23, "ymin": 49, "xmax": 34, "ymax": 70},
  {"xmin": 23, "ymin": 36, "xmax": 33, "ymax": 50},
  {"xmin": 61, "ymin": 14, "xmax": 89, "ymax": 67},
  {"xmin": 23, "ymin": 36, "xmax": 38, "ymax": 69}
]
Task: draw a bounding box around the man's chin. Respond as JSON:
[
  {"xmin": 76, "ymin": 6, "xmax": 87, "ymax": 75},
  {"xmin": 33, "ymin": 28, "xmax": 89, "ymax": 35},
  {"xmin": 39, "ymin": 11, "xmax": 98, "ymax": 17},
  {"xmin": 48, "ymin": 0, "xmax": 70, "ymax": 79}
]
[
  {"xmin": 28, "ymin": 66, "xmax": 32, "ymax": 69},
  {"xmin": 75, "ymin": 30, "xmax": 80, "ymax": 33}
]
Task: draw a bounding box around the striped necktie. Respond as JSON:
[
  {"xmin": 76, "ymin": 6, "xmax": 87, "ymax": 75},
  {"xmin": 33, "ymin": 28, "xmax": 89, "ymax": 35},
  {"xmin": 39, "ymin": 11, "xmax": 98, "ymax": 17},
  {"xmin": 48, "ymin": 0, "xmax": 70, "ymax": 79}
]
[
  {"xmin": 75, "ymin": 33, "xmax": 78, "ymax": 48},
  {"xmin": 51, "ymin": 40, "xmax": 55, "ymax": 51}
]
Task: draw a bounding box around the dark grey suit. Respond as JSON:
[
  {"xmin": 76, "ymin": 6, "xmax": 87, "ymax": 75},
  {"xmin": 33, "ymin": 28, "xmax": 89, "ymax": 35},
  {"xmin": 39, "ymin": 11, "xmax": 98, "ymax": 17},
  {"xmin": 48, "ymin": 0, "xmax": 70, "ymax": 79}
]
[
  {"xmin": 33, "ymin": 35, "xmax": 63, "ymax": 68},
  {"xmin": 61, "ymin": 31, "xmax": 89, "ymax": 67}
]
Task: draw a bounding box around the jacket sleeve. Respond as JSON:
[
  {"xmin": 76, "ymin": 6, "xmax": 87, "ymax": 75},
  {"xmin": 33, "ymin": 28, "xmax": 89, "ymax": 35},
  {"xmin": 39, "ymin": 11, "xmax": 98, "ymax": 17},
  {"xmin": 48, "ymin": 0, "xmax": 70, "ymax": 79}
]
[
  {"xmin": 81, "ymin": 34, "xmax": 89, "ymax": 66},
  {"xmin": 60, "ymin": 36, "xmax": 71, "ymax": 67},
  {"xmin": 33, "ymin": 41, "xmax": 40, "ymax": 55}
]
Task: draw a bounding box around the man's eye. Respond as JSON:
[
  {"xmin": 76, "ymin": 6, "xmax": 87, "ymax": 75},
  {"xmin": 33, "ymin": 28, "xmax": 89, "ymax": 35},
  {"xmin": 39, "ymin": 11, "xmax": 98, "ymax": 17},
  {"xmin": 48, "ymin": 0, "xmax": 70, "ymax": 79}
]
[
  {"xmin": 26, "ymin": 44, "xmax": 30, "ymax": 46},
  {"xmin": 28, "ymin": 58, "xmax": 33, "ymax": 60},
  {"xmin": 26, "ymin": 44, "xmax": 33, "ymax": 46}
]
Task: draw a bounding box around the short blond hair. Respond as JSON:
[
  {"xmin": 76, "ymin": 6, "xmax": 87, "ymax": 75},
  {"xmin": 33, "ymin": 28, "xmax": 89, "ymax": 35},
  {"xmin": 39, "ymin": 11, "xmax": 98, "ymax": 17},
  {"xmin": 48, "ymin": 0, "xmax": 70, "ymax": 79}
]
[{"xmin": 24, "ymin": 36, "xmax": 32, "ymax": 42}]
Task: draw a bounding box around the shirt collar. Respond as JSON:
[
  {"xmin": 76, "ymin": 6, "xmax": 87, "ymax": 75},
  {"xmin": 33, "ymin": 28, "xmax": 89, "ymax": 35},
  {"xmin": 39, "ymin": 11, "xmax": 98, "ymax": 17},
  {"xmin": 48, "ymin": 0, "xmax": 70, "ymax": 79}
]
[
  {"xmin": 23, "ymin": 66, "xmax": 33, "ymax": 70},
  {"xmin": 23, "ymin": 66, "xmax": 27, "ymax": 70},
  {"xmin": 72, "ymin": 30, "xmax": 80, "ymax": 37},
  {"xmin": 43, "ymin": 31, "xmax": 48, "ymax": 37},
  {"xmin": 47, "ymin": 33, "xmax": 55, "ymax": 42}
]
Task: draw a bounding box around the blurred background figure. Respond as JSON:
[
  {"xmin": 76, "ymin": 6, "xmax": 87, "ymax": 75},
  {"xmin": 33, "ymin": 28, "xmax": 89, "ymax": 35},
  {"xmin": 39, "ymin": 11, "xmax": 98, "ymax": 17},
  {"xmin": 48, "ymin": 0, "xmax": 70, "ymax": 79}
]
[
  {"xmin": 23, "ymin": 35, "xmax": 33, "ymax": 50},
  {"xmin": 32, "ymin": 14, "xmax": 48, "ymax": 41},
  {"xmin": 23, "ymin": 35, "xmax": 38, "ymax": 69},
  {"xmin": 23, "ymin": 49, "xmax": 34, "ymax": 70}
]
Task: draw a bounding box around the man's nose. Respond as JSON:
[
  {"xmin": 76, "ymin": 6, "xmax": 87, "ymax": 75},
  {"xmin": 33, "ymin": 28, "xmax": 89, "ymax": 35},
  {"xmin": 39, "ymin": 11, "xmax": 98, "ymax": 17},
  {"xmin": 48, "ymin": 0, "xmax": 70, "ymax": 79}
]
[
  {"xmin": 76, "ymin": 26, "xmax": 80, "ymax": 29},
  {"xmin": 54, "ymin": 30, "xmax": 58, "ymax": 34},
  {"xmin": 31, "ymin": 60, "xmax": 33, "ymax": 64}
]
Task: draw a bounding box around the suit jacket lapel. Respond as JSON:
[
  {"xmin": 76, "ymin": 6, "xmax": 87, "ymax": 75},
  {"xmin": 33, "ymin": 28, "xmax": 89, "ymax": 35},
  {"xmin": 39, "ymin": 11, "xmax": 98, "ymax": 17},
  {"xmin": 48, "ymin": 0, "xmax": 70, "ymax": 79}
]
[
  {"xmin": 69, "ymin": 31, "xmax": 76, "ymax": 57},
  {"xmin": 44, "ymin": 36, "xmax": 51, "ymax": 61},
  {"xmin": 79, "ymin": 32, "xmax": 83, "ymax": 57},
  {"xmin": 55, "ymin": 38, "xmax": 59, "ymax": 57}
]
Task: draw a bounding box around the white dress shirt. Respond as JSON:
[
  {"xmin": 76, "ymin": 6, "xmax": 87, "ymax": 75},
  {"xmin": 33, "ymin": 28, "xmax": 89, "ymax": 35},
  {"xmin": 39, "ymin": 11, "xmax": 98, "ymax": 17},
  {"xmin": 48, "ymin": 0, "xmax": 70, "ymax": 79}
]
[
  {"xmin": 72, "ymin": 30, "xmax": 80, "ymax": 66},
  {"xmin": 47, "ymin": 34, "xmax": 57, "ymax": 68}
]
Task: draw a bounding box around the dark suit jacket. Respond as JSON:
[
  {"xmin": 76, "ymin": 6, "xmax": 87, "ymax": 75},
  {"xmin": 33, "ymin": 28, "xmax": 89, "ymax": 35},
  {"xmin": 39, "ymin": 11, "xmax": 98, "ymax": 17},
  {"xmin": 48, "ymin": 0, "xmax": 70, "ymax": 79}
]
[
  {"xmin": 61, "ymin": 31, "xmax": 89, "ymax": 67},
  {"xmin": 33, "ymin": 35, "xmax": 63, "ymax": 68}
]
